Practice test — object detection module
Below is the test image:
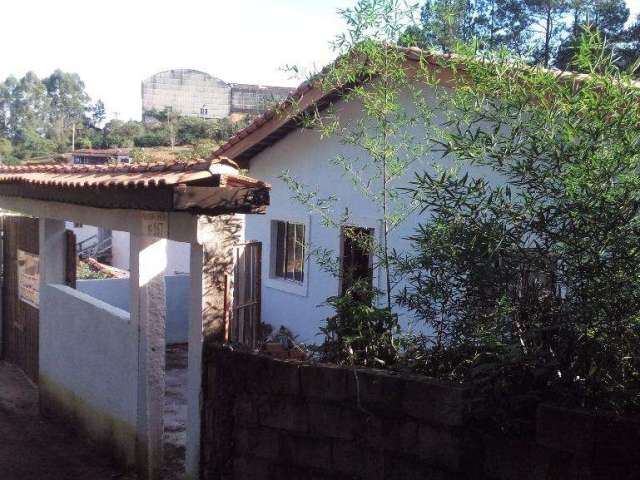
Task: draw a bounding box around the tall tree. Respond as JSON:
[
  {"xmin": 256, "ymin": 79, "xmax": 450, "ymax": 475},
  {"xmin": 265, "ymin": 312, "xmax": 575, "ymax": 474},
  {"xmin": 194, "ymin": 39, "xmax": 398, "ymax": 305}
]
[
  {"xmin": 9, "ymin": 72, "xmax": 51, "ymax": 145},
  {"xmin": 0, "ymin": 76, "xmax": 18, "ymax": 138},
  {"xmin": 397, "ymin": 32, "xmax": 640, "ymax": 414},
  {"xmin": 0, "ymin": 137, "xmax": 13, "ymax": 163},
  {"xmin": 529, "ymin": 0, "xmax": 571, "ymax": 67},
  {"xmin": 43, "ymin": 70, "xmax": 90, "ymax": 148},
  {"xmin": 90, "ymin": 99, "xmax": 106, "ymax": 128},
  {"xmin": 475, "ymin": 0, "xmax": 534, "ymax": 53},
  {"xmin": 418, "ymin": 0, "xmax": 476, "ymax": 52},
  {"xmin": 556, "ymin": 0, "xmax": 630, "ymax": 69},
  {"xmin": 619, "ymin": 14, "xmax": 640, "ymax": 73}
]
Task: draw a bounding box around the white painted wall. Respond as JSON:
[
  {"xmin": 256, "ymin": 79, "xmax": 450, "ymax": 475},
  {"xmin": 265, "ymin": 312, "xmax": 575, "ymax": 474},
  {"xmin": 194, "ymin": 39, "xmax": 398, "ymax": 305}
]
[
  {"xmin": 112, "ymin": 230, "xmax": 191, "ymax": 275},
  {"xmin": 77, "ymin": 275, "xmax": 191, "ymax": 344},
  {"xmin": 245, "ymin": 84, "xmax": 504, "ymax": 343},
  {"xmin": 39, "ymin": 284, "xmax": 138, "ymax": 465},
  {"xmin": 111, "ymin": 230, "xmax": 130, "ymax": 269},
  {"xmin": 66, "ymin": 221, "xmax": 97, "ymax": 243}
]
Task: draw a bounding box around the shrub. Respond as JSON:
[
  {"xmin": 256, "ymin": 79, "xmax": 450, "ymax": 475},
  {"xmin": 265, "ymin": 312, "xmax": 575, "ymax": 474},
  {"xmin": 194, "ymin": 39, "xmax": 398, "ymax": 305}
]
[
  {"xmin": 396, "ymin": 31, "xmax": 640, "ymax": 417},
  {"xmin": 319, "ymin": 282, "xmax": 400, "ymax": 368}
]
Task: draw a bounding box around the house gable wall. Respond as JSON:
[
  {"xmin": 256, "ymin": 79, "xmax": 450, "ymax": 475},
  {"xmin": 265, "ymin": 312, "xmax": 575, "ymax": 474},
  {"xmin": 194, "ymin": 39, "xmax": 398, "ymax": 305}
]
[{"xmin": 245, "ymin": 83, "xmax": 505, "ymax": 342}]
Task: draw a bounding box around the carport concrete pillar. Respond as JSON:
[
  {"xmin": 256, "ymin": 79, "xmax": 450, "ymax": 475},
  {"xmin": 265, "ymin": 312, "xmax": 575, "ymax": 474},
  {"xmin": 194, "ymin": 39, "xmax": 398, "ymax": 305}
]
[
  {"xmin": 130, "ymin": 234, "xmax": 167, "ymax": 480},
  {"xmin": 185, "ymin": 215, "xmax": 242, "ymax": 480},
  {"xmin": 38, "ymin": 218, "xmax": 66, "ymax": 402},
  {"xmin": 39, "ymin": 217, "xmax": 66, "ymax": 285}
]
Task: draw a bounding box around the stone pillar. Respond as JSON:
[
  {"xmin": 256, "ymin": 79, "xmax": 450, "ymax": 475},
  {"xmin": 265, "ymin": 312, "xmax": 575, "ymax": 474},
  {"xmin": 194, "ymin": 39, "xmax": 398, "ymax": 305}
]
[
  {"xmin": 130, "ymin": 234, "xmax": 167, "ymax": 480},
  {"xmin": 185, "ymin": 215, "xmax": 242, "ymax": 480}
]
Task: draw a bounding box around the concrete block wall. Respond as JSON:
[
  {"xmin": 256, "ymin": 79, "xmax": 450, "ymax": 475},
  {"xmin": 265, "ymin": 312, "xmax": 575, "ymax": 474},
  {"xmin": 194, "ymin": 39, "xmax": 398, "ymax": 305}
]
[
  {"xmin": 230, "ymin": 84, "xmax": 291, "ymax": 114},
  {"xmin": 201, "ymin": 346, "xmax": 640, "ymax": 480},
  {"xmin": 142, "ymin": 69, "xmax": 231, "ymax": 120}
]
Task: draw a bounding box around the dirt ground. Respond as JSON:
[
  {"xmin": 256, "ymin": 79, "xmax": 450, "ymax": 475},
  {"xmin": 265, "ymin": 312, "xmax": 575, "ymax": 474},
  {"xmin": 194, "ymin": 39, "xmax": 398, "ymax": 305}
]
[
  {"xmin": 0, "ymin": 346, "xmax": 189, "ymax": 480},
  {"xmin": 0, "ymin": 360, "xmax": 136, "ymax": 480},
  {"xmin": 163, "ymin": 344, "xmax": 188, "ymax": 480}
]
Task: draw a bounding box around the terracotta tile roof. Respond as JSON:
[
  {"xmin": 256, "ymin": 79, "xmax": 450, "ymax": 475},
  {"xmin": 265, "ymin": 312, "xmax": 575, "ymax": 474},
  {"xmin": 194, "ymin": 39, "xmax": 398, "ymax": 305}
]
[
  {"xmin": 212, "ymin": 46, "xmax": 640, "ymax": 164},
  {"xmin": 212, "ymin": 82, "xmax": 315, "ymax": 160},
  {"xmin": 0, "ymin": 157, "xmax": 270, "ymax": 215},
  {"xmin": 0, "ymin": 157, "xmax": 260, "ymax": 189}
]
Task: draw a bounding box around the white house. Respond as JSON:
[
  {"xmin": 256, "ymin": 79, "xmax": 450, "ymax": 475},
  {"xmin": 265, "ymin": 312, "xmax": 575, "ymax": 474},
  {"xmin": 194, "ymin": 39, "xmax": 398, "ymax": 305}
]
[
  {"xmin": 85, "ymin": 48, "xmax": 519, "ymax": 344},
  {"xmin": 211, "ymin": 48, "xmax": 477, "ymax": 343}
]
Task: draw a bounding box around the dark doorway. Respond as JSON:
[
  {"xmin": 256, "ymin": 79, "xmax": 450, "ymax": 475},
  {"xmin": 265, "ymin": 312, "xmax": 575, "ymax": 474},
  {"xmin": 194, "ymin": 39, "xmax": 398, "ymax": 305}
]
[{"xmin": 340, "ymin": 226, "xmax": 374, "ymax": 296}]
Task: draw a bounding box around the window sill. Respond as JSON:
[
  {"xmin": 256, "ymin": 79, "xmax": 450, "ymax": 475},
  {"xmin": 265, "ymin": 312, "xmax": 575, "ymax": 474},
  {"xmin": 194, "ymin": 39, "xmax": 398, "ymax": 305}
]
[{"xmin": 264, "ymin": 276, "xmax": 308, "ymax": 297}]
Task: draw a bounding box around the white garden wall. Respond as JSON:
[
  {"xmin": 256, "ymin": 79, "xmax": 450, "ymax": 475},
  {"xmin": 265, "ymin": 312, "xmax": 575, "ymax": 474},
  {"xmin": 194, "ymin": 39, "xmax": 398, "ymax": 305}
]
[
  {"xmin": 39, "ymin": 284, "xmax": 138, "ymax": 466},
  {"xmin": 111, "ymin": 230, "xmax": 191, "ymax": 275},
  {"xmin": 77, "ymin": 275, "xmax": 191, "ymax": 344}
]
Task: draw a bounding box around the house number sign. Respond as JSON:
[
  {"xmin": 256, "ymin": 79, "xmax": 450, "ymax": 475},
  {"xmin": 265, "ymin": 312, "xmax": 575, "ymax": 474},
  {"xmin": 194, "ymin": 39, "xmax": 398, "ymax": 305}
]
[{"xmin": 141, "ymin": 212, "xmax": 169, "ymax": 238}]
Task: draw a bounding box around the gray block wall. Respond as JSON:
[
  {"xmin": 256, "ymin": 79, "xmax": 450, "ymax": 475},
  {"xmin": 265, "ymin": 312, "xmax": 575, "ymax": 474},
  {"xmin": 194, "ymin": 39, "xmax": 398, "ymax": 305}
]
[
  {"xmin": 141, "ymin": 70, "xmax": 291, "ymax": 121},
  {"xmin": 142, "ymin": 69, "xmax": 231, "ymax": 119}
]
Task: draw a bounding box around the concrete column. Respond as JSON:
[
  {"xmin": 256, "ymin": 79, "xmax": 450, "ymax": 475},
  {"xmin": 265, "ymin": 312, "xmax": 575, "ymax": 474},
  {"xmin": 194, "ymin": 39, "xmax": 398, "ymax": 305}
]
[
  {"xmin": 38, "ymin": 218, "xmax": 67, "ymax": 402},
  {"xmin": 130, "ymin": 234, "xmax": 167, "ymax": 480},
  {"xmin": 39, "ymin": 217, "xmax": 66, "ymax": 286},
  {"xmin": 185, "ymin": 215, "xmax": 242, "ymax": 480}
]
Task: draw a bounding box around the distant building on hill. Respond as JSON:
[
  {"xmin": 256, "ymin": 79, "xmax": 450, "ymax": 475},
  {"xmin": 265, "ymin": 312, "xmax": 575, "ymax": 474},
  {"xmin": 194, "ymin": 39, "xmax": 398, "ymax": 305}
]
[
  {"xmin": 141, "ymin": 69, "xmax": 291, "ymax": 123},
  {"xmin": 71, "ymin": 148, "xmax": 131, "ymax": 165}
]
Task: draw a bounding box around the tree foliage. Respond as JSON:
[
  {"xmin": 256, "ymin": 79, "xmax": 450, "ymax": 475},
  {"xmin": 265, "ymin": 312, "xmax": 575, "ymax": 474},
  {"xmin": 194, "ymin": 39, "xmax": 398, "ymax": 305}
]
[
  {"xmin": 305, "ymin": 0, "xmax": 639, "ymax": 422},
  {"xmin": 281, "ymin": 0, "xmax": 433, "ymax": 320},
  {"xmin": 402, "ymin": 0, "xmax": 640, "ymax": 71},
  {"xmin": 0, "ymin": 72, "xmax": 252, "ymax": 162},
  {"xmin": 0, "ymin": 70, "xmax": 104, "ymax": 160},
  {"xmin": 396, "ymin": 30, "xmax": 640, "ymax": 417}
]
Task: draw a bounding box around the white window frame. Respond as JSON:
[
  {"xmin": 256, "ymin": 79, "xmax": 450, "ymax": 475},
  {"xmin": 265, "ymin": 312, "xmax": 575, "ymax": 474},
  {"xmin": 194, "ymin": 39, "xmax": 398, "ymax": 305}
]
[{"xmin": 265, "ymin": 214, "xmax": 311, "ymax": 297}]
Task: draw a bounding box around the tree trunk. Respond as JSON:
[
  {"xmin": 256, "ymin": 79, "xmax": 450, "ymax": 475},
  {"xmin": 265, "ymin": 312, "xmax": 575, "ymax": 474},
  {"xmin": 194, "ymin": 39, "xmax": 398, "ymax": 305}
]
[{"xmin": 544, "ymin": 2, "xmax": 553, "ymax": 67}]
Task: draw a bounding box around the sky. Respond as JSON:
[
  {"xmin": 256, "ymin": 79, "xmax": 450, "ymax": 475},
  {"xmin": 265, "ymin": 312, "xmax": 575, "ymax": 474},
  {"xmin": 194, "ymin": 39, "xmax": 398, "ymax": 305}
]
[{"xmin": 1, "ymin": 0, "xmax": 639, "ymax": 122}]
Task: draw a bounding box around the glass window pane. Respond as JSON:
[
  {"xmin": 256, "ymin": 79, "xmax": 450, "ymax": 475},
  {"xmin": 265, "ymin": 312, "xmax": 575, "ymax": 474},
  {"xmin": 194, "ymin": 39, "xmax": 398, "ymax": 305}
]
[
  {"xmin": 275, "ymin": 221, "xmax": 285, "ymax": 278},
  {"xmin": 273, "ymin": 220, "xmax": 305, "ymax": 283},
  {"xmin": 294, "ymin": 223, "xmax": 305, "ymax": 282},
  {"xmin": 285, "ymin": 222, "xmax": 296, "ymax": 280}
]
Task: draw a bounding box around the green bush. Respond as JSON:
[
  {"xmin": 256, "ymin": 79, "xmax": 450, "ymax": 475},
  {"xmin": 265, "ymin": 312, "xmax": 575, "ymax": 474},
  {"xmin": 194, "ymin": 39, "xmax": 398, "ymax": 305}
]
[
  {"xmin": 319, "ymin": 282, "xmax": 400, "ymax": 368},
  {"xmin": 134, "ymin": 131, "xmax": 166, "ymax": 147},
  {"xmin": 396, "ymin": 31, "xmax": 640, "ymax": 418}
]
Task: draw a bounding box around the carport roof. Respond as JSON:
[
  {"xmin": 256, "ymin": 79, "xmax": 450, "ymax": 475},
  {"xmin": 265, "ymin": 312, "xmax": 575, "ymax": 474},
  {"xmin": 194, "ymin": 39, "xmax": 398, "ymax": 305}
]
[{"xmin": 0, "ymin": 157, "xmax": 270, "ymax": 215}]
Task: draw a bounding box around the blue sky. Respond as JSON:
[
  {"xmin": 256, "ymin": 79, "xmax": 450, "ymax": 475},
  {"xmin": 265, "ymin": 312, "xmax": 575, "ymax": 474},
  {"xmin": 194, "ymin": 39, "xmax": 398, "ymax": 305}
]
[{"xmin": 1, "ymin": 0, "xmax": 638, "ymax": 122}]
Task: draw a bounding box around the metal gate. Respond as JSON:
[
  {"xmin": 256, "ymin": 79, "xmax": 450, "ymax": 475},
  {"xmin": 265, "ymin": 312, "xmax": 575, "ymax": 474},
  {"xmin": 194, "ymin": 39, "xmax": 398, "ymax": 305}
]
[
  {"xmin": 2, "ymin": 215, "xmax": 40, "ymax": 382},
  {"xmin": 227, "ymin": 241, "xmax": 261, "ymax": 348}
]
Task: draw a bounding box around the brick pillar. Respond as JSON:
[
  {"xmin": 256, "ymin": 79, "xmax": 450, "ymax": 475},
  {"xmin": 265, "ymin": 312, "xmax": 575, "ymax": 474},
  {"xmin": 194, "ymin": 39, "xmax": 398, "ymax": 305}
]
[
  {"xmin": 185, "ymin": 215, "xmax": 242, "ymax": 480},
  {"xmin": 130, "ymin": 234, "xmax": 167, "ymax": 480}
]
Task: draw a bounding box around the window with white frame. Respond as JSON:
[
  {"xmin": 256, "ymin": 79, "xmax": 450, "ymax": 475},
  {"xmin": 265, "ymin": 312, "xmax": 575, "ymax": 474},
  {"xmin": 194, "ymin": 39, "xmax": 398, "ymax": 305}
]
[{"xmin": 271, "ymin": 220, "xmax": 305, "ymax": 282}]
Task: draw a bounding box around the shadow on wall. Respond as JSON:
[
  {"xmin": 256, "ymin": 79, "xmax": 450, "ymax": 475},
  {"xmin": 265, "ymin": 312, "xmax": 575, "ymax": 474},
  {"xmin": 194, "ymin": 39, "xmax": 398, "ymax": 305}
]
[
  {"xmin": 76, "ymin": 275, "xmax": 191, "ymax": 345},
  {"xmin": 200, "ymin": 215, "xmax": 243, "ymax": 344}
]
